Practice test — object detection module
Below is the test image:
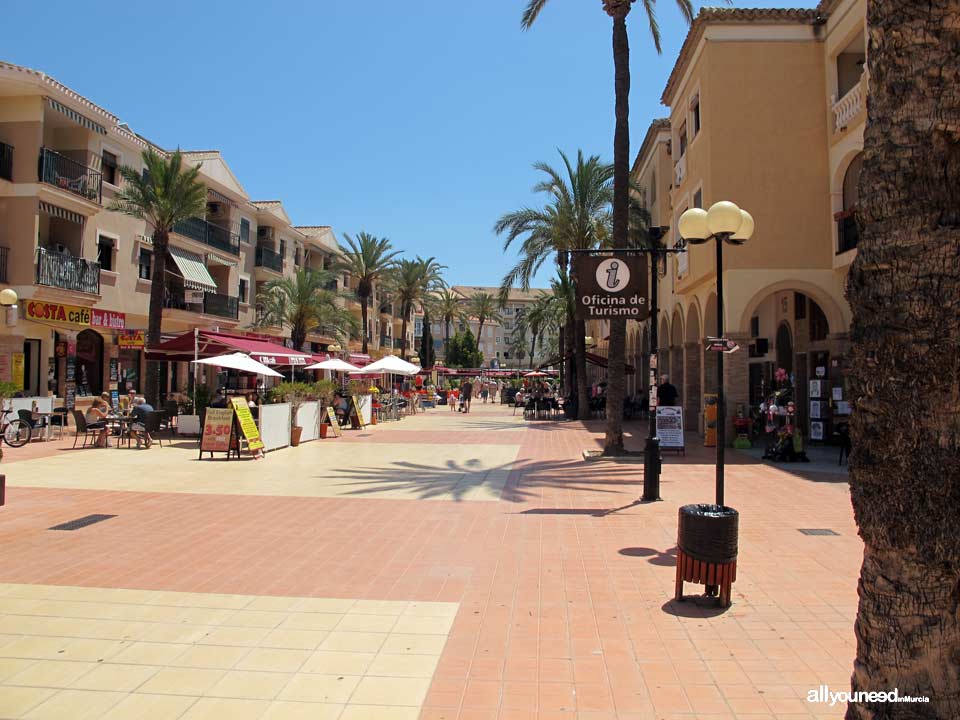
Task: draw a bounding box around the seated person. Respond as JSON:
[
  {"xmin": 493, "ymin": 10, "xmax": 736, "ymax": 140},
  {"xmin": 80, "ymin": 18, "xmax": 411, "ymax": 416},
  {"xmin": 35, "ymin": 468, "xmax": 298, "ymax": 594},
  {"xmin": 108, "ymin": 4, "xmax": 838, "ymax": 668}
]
[
  {"xmin": 128, "ymin": 395, "xmax": 155, "ymax": 449},
  {"xmin": 334, "ymin": 393, "xmax": 349, "ymax": 425},
  {"xmin": 85, "ymin": 392, "xmax": 112, "ymax": 448},
  {"xmin": 120, "ymin": 388, "xmax": 136, "ymax": 411},
  {"xmin": 208, "ymin": 389, "xmax": 229, "ymax": 408},
  {"xmin": 245, "ymin": 392, "xmax": 259, "ymax": 421}
]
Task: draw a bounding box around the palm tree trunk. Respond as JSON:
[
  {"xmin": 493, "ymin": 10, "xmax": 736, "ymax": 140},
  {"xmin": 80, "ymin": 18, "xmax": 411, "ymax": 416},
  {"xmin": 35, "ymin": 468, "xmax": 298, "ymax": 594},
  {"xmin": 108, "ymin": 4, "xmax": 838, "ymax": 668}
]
[
  {"xmin": 845, "ymin": 2, "xmax": 960, "ymax": 716},
  {"xmin": 603, "ymin": 11, "xmax": 631, "ymax": 454},
  {"xmin": 360, "ymin": 293, "xmax": 369, "ymax": 354},
  {"xmin": 529, "ymin": 332, "xmax": 537, "ymax": 369},
  {"xmin": 444, "ymin": 320, "xmax": 451, "ymax": 359},
  {"xmin": 559, "ymin": 324, "xmax": 568, "ymax": 396},
  {"xmin": 400, "ymin": 308, "xmax": 409, "ymax": 358},
  {"xmin": 144, "ymin": 230, "xmax": 169, "ymax": 407},
  {"xmin": 476, "ymin": 320, "xmax": 484, "ymax": 352}
]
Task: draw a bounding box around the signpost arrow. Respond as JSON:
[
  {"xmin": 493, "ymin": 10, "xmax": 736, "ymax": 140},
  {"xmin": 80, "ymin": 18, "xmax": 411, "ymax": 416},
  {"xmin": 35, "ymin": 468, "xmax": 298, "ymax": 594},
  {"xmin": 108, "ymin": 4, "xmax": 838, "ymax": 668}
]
[{"xmin": 705, "ymin": 337, "xmax": 740, "ymax": 354}]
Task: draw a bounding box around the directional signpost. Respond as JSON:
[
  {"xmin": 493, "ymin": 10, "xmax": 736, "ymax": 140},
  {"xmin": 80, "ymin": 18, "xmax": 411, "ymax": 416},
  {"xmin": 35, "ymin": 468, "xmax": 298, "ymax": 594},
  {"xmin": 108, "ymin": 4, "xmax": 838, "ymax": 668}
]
[{"xmin": 705, "ymin": 337, "xmax": 740, "ymax": 354}]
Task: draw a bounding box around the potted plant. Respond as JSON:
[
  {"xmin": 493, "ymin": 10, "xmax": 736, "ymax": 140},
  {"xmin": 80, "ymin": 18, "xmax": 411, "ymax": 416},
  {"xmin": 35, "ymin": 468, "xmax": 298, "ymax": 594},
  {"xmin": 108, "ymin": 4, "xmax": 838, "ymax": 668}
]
[{"xmin": 273, "ymin": 381, "xmax": 314, "ymax": 446}]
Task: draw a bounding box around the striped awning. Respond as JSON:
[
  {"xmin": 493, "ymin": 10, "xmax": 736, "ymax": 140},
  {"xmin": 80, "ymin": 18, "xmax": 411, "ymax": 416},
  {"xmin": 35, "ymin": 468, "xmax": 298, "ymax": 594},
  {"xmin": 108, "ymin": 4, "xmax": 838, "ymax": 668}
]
[
  {"xmin": 207, "ymin": 188, "xmax": 237, "ymax": 207},
  {"xmin": 205, "ymin": 253, "xmax": 236, "ymax": 267},
  {"xmin": 45, "ymin": 98, "xmax": 107, "ymax": 135},
  {"xmin": 168, "ymin": 245, "xmax": 217, "ymax": 292},
  {"xmin": 39, "ymin": 201, "xmax": 85, "ymax": 225}
]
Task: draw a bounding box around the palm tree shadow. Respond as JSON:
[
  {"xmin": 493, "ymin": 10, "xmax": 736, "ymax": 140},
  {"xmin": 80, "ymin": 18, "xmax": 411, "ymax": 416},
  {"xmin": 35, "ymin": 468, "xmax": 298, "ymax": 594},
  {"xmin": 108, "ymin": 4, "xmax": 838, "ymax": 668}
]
[{"xmin": 619, "ymin": 545, "xmax": 677, "ymax": 566}]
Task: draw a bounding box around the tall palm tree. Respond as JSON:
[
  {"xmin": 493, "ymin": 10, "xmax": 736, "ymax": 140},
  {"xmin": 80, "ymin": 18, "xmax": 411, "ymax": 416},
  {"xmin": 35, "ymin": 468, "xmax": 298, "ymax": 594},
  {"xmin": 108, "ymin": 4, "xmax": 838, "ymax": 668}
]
[
  {"xmin": 333, "ymin": 232, "xmax": 400, "ymax": 354},
  {"xmin": 521, "ymin": 0, "xmax": 696, "ymax": 448},
  {"xmin": 495, "ymin": 150, "xmax": 613, "ymax": 419},
  {"xmin": 388, "ymin": 257, "xmax": 446, "ymax": 359},
  {"xmin": 111, "ymin": 149, "xmax": 207, "ymax": 406},
  {"xmin": 436, "ymin": 288, "xmax": 465, "ymax": 359},
  {"xmin": 254, "ymin": 268, "xmax": 358, "ymax": 351},
  {"xmin": 845, "ymin": 2, "xmax": 960, "ymax": 716},
  {"xmin": 465, "ymin": 292, "xmax": 504, "ymax": 353},
  {"xmin": 515, "ymin": 292, "xmax": 552, "ymax": 368}
]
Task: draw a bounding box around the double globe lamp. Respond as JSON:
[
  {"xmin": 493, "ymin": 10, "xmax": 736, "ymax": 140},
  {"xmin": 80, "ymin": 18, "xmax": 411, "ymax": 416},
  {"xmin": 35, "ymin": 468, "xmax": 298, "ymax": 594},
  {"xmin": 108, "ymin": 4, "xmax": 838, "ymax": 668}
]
[{"xmin": 677, "ymin": 201, "xmax": 754, "ymax": 508}]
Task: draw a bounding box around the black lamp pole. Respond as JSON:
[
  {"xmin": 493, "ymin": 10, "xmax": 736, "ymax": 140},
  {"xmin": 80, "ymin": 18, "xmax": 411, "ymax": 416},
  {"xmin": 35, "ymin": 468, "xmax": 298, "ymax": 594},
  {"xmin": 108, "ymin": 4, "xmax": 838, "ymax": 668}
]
[{"xmin": 714, "ymin": 236, "xmax": 726, "ymax": 507}]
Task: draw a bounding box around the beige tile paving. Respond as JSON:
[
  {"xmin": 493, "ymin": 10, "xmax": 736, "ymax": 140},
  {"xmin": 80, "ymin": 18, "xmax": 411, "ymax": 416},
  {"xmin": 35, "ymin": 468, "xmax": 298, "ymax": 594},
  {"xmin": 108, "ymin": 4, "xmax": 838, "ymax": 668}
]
[
  {"xmin": 4, "ymin": 438, "xmax": 520, "ymax": 501},
  {"xmin": 0, "ymin": 583, "xmax": 457, "ymax": 719}
]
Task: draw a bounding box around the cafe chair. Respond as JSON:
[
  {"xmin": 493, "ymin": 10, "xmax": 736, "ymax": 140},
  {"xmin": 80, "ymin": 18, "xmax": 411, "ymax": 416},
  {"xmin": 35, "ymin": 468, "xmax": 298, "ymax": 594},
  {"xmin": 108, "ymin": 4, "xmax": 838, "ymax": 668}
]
[
  {"xmin": 143, "ymin": 411, "xmax": 164, "ymax": 448},
  {"xmin": 71, "ymin": 410, "xmax": 99, "ymax": 449}
]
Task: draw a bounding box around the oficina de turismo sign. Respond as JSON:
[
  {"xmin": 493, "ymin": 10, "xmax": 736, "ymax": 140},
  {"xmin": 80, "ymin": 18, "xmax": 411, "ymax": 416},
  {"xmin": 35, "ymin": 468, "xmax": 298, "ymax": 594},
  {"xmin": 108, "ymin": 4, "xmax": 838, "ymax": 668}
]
[{"xmin": 572, "ymin": 253, "xmax": 650, "ymax": 320}]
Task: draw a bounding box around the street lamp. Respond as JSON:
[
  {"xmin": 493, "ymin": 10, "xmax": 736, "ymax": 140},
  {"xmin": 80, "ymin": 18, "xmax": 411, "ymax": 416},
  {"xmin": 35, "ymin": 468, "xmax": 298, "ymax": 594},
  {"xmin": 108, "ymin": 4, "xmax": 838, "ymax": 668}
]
[
  {"xmin": 0, "ymin": 288, "xmax": 19, "ymax": 327},
  {"xmin": 678, "ymin": 202, "xmax": 754, "ymax": 507}
]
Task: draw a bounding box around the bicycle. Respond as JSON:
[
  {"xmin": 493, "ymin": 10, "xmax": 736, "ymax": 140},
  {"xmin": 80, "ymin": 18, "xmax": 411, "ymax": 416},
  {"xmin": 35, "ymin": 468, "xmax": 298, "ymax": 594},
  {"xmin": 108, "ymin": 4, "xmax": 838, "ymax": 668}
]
[{"xmin": 0, "ymin": 405, "xmax": 32, "ymax": 447}]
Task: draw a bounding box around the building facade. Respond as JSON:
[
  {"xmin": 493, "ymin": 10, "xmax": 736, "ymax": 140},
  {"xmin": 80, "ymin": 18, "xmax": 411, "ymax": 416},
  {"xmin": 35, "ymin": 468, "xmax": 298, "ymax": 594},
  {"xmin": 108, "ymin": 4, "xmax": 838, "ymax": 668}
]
[
  {"xmin": 592, "ymin": 0, "xmax": 865, "ymax": 442},
  {"xmin": 0, "ymin": 62, "xmax": 379, "ymax": 405}
]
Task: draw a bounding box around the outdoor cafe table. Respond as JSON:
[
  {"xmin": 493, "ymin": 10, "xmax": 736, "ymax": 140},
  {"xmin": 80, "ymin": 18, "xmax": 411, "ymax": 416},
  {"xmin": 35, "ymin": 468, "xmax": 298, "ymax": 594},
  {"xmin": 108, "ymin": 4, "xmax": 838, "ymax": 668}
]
[
  {"xmin": 30, "ymin": 411, "xmax": 63, "ymax": 441},
  {"xmin": 106, "ymin": 415, "xmax": 135, "ymax": 448}
]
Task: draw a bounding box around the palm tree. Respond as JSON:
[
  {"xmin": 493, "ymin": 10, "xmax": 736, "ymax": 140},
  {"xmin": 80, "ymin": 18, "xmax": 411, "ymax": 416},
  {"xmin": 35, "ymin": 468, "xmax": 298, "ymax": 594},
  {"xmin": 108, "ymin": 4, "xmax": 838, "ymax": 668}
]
[
  {"xmin": 111, "ymin": 149, "xmax": 207, "ymax": 406},
  {"xmin": 465, "ymin": 292, "xmax": 504, "ymax": 353},
  {"xmin": 515, "ymin": 292, "xmax": 552, "ymax": 368},
  {"xmin": 333, "ymin": 232, "xmax": 400, "ymax": 354},
  {"xmin": 495, "ymin": 150, "xmax": 613, "ymax": 419},
  {"xmin": 254, "ymin": 268, "xmax": 358, "ymax": 351},
  {"xmin": 436, "ymin": 288, "xmax": 465, "ymax": 359},
  {"xmin": 845, "ymin": 3, "xmax": 960, "ymax": 715},
  {"xmin": 520, "ymin": 0, "xmax": 696, "ymax": 448},
  {"xmin": 388, "ymin": 257, "xmax": 446, "ymax": 359}
]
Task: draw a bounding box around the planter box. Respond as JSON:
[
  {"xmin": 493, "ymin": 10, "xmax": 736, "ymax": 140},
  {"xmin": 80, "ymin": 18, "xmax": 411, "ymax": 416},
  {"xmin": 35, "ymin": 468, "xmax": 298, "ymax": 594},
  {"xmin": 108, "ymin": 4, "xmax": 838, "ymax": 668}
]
[
  {"xmin": 177, "ymin": 414, "xmax": 200, "ymax": 436},
  {"xmin": 260, "ymin": 403, "xmax": 291, "ymax": 451},
  {"xmin": 296, "ymin": 401, "xmax": 321, "ymax": 442}
]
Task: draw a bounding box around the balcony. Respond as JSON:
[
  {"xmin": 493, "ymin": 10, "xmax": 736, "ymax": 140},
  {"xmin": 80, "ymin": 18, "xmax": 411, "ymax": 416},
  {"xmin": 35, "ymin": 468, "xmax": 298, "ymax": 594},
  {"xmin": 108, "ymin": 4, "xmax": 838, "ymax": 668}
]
[
  {"xmin": 173, "ymin": 216, "xmax": 240, "ymax": 256},
  {"xmin": 38, "ymin": 148, "xmax": 102, "ymax": 203},
  {"xmin": 35, "ymin": 247, "xmax": 100, "ymax": 294},
  {"xmin": 380, "ymin": 336, "xmax": 393, "ymax": 348},
  {"xmin": 255, "ymin": 246, "xmax": 283, "ymax": 273},
  {"xmin": 836, "ymin": 208, "xmax": 859, "ymax": 254},
  {"xmin": 166, "ymin": 288, "xmax": 239, "ymax": 319},
  {"xmin": 204, "ymin": 292, "xmax": 240, "ymax": 319},
  {"xmin": 0, "ymin": 142, "xmax": 12, "ymax": 181},
  {"xmin": 831, "ymin": 72, "xmax": 867, "ymax": 133}
]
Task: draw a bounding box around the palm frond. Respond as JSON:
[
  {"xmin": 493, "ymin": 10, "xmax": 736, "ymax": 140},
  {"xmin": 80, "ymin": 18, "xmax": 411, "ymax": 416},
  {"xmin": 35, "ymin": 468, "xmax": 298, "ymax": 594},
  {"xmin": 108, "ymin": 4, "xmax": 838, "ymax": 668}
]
[{"xmin": 521, "ymin": 0, "xmax": 551, "ymax": 29}]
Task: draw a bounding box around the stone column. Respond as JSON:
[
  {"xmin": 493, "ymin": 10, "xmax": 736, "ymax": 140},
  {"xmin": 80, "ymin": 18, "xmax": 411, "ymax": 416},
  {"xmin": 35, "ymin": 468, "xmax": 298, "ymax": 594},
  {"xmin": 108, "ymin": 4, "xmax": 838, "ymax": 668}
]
[
  {"xmin": 683, "ymin": 342, "xmax": 702, "ymax": 433},
  {"xmin": 722, "ymin": 333, "xmax": 752, "ymax": 442}
]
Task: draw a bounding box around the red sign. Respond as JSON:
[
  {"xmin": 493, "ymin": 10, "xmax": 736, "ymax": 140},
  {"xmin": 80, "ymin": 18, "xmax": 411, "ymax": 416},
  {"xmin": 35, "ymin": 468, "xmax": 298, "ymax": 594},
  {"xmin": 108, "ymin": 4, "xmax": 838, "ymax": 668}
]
[
  {"xmin": 706, "ymin": 337, "xmax": 740, "ymax": 354},
  {"xmin": 91, "ymin": 309, "xmax": 125, "ymax": 330},
  {"xmin": 118, "ymin": 330, "xmax": 145, "ymax": 349},
  {"xmin": 24, "ymin": 301, "xmax": 125, "ymax": 330}
]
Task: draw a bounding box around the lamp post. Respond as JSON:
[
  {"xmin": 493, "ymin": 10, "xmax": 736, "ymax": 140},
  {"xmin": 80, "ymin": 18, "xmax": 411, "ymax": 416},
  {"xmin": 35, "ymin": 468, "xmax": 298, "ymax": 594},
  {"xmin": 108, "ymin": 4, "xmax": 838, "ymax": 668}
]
[{"xmin": 678, "ymin": 202, "xmax": 754, "ymax": 507}]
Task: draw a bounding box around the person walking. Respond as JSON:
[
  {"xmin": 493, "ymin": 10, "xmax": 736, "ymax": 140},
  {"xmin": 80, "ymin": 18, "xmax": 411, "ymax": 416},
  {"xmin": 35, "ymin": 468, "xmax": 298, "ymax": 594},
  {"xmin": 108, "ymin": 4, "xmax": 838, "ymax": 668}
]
[
  {"xmin": 461, "ymin": 379, "xmax": 473, "ymax": 413},
  {"xmin": 657, "ymin": 374, "xmax": 679, "ymax": 407}
]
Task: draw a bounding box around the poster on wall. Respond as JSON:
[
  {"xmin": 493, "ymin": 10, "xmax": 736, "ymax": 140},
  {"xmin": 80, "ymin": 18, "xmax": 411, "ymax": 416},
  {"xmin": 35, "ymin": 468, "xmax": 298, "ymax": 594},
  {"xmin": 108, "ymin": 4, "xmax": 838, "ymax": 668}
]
[
  {"xmin": 64, "ymin": 383, "xmax": 77, "ymax": 410},
  {"xmin": 810, "ymin": 401, "xmax": 822, "ymax": 419},
  {"xmin": 109, "ymin": 358, "xmax": 119, "ymax": 383},
  {"xmin": 11, "ymin": 353, "xmax": 24, "ymax": 391},
  {"xmin": 809, "ymin": 379, "xmax": 823, "ymax": 398},
  {"xmin": 810, "ymin": 421, "xmax": 824, "ymax": 441},
  {"xmin": 656, "ymin": 406, "xmax": 685, "ymax": 451}
]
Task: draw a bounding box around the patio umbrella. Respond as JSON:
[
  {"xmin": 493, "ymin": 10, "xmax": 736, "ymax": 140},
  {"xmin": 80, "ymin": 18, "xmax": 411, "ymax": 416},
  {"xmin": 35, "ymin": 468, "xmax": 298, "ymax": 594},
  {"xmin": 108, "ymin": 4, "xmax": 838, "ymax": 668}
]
[
  {"xmin": 304, "ymin": 358, "xmax": 361, "ymax": 372},
  {"xmin": 523, "ymin": 370, "xmax": 549, "ymax": 377},
  {"xmin": 353, "ymin": 355, "xmax": 421, "ymax": 376},
  {"xmin": 192, "ymin": 352, "xmax": 284, "ymax": 377}
]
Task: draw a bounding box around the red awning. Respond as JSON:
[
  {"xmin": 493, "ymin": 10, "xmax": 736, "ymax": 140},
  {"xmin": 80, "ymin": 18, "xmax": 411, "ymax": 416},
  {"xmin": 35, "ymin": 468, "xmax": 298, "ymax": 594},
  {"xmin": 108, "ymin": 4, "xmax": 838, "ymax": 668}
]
[
  {"xmin": 147, "ymin": 330, "xmax": 312, "ymax": 366},
  {"xmin": 349, "ymin": 353, "xmax": 372, "ymax": 367}
]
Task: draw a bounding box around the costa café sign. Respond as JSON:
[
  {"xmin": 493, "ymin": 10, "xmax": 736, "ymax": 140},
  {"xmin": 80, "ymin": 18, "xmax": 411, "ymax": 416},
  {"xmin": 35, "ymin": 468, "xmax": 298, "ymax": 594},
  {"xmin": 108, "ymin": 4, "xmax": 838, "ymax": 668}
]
[{"xmin": 25, "ymin": 301, "xmax": 125, "ymax": 330}]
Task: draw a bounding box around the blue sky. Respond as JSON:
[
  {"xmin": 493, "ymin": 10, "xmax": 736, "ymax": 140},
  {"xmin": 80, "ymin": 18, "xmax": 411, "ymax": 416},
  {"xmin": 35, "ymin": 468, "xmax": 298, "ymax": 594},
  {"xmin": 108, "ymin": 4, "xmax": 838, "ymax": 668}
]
[{"xmin": 5, "ymin": 0, "xmax": 812, "ymax": 288}]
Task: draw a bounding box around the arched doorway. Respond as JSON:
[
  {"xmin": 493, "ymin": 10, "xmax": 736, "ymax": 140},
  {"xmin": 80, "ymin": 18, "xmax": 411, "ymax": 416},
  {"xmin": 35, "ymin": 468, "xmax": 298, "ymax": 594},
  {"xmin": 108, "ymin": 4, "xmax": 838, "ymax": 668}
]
[
  {"xmin": 670, "ymin": 308, "xmax": 684, "ymax": 408},
  {"xmin": 76, "ymin": 329, "xmax": 104, "ymax": 397},
  {"xmin": 775, "ymin": 322, "xmax": 794, "ymax": 377},
  {"xmin": 838, "ymin": 153, "xmax": 862, "ymax": 252}
]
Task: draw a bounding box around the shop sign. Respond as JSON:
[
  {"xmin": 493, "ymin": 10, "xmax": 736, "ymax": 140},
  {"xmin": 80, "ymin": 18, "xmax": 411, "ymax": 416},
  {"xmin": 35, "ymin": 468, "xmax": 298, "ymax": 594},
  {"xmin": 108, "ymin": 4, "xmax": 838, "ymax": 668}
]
[
  {"xmin": 252, "ymin": 354, "xmax": 306, "ymax": 366},
  {"xmin": 200, "ymin": 407, "xmax": 234, "ymax": 453},
  {"xmin": 24, "ymin": 301, "xmax": 126, "ymax": 330},
  {"xmin": 230, "ymin": 397, "xmax": 264, "ymax": 452},
  {"xmin": 118, "ymin": 330, "xmax": 146, "ymax": 349},
  {"xmin": 55, "ymin": 341, "xmax": 68, "ymax": 358},
  {"xmin": 706, "ymin": 337, "xmax": 740, "ymax": 353},
  {"xmin": 11, "ymin": 352, "xmax": 25, "ymax": 391},
  {"xmin": 572, "ymin": 254, "xmax": 649, "ymax": 320}
]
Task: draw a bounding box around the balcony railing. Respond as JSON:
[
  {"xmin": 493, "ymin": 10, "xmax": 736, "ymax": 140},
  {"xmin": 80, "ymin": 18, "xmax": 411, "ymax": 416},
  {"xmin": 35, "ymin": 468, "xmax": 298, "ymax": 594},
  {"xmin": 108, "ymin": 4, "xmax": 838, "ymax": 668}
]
[
  {"xmin": 204, "ymin": 292, "xmax": 240, "ymax": 319},
  {"xmin": 0, "ymin": 142, "xmax": 12, "ymax": 181},
  {"xmin": 831, "ymin": 72, "xmax": 867, "ymax": 133},
  {"xmin": 38, "ymin": 148, "xmax": 102, "ymax": 203},
  {"xmin": 255, "ymin": 246, "xmax": 283, "ymax": 273},
  {"xmin": 836, "ymin": 209, "xmax": 859, "ymax": 254},
  {"xmin": 0, "ymin": 247, "xmax": 8, "ymax": 283},
  {"xmin": 35, "ymin": 247, "xmax": 100, "ymax": 294},
  {"xmin": 172, "ymin": 216, "xmax": 240, "ymax": 256}
]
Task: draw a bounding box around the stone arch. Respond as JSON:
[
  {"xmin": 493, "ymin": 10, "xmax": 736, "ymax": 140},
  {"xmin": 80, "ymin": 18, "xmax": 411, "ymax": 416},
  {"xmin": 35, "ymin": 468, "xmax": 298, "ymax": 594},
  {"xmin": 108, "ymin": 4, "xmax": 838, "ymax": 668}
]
[
  {"xmin": 669, "ymin": 307, "xmax": 684, "ymax": 400},
  {"xmin": 683, "ymin": 302, "xmax": 703, "ymax": 430},
  {"xmin": 685, "ymin": 301, "xmax": 702, "ymax": 343},
  {"xmin": 738, "ymin": 280, "xmax": 846, "ymax": 337}
]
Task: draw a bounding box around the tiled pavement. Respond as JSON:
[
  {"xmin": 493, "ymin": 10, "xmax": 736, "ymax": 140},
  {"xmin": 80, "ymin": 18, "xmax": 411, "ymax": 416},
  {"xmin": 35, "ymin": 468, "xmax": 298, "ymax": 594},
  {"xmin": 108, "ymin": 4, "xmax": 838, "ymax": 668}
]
[{"xmin": 0, "ymin": 403, "xmax": 858, "ymax": 719}]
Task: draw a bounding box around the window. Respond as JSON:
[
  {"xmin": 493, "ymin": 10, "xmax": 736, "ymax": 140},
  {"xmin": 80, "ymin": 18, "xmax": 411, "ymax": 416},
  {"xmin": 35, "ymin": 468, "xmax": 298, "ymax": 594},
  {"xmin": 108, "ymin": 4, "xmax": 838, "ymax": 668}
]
[
  {"xmin": 504, "ymin": 352, "xmax": 510, "ymax": 360},
  {"xmin": 138, "ymin": 248, "xmax": 152, "ymax": 280},
  {"xmin": 750, "ymin": 316, "xmax": 760, "ymax": 338},
  {"xmin": 279, "ymin": 239, "xmax": 286, "ymax": 258},
  {"xmin": 496, "ymin": 337, "xmax": 501, "ymax": 344},
  {"xmin": 102, "ymin": 151, "xmax": 118, "ymax": 186},
  {"xmin": 691, "ymin": 94, "xmax": 701, "ymax": 136},
  {"xmin": 239, "ymin": 218, "xmax": 250, "ymax": 244},
  {"xmin": 679, "ymin": 123, "xmax": 687, "ymax": 157},
  {"xmin": 693, "ymin": 188, "xmax": 703, "ymax": 209},
  {"xmin": 239, "ymin": 278, "xmax": 249, "ymax": 304},
  {"xmin": 97, "ymin": 236, "xmax": 114, "ymax": 271},
  {"xmin": 294, "ymin": 247, "xmax": 301, "ymax": 265}
]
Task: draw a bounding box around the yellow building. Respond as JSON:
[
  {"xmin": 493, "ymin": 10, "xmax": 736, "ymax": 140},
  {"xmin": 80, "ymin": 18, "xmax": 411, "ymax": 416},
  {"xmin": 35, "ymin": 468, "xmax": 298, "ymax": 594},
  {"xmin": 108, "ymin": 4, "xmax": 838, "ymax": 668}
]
[
  {"xmin": 596, "ymin": 1, "xmax": 866, "ymax": 440},
  {"xmin": 0, "ymin": 61, "xmax": 359, "ymax": 404}
]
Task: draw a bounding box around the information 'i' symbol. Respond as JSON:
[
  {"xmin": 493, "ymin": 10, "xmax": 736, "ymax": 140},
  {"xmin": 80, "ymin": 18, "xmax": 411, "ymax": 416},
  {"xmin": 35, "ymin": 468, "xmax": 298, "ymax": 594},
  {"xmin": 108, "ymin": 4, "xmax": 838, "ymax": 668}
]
[
  {"xmin": 594, "ymin": 257, "xmax": 630, "ymax": 293},
  {"xmin": 605, "ymin": 261, "xmax": 620, "ymax": 289}
]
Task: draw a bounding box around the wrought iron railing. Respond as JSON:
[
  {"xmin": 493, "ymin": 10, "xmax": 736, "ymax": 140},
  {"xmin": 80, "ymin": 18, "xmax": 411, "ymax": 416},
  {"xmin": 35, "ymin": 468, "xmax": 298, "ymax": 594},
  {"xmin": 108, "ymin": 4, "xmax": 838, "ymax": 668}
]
[
  {"xmin": 255, "ymin": 246, "xmax": 283, "ymax": 273},
  {"xmin": 172, "ymin": 216, "xmax": 240, "ymax": 255},
  {"xmin": 38, "ymin": 148, "xmax": 102, "ymax": 203},
  {"xmin": 0, "ymin": 246, "xmax": 8, "ymax": 283},
  {"xmin": 836, "ymin": 210, "xmax": 859, "ymax": 254},
  {"xmin": 0, "ymin": 142, "xmax": 12, "ymax": 181},
  {"xmin": 35, "ymin": 247, "xmax": 100, "ymax": 294},
  {"xmin": 203, "ymin": 292, "xmax": 239, "ymax": 319}
]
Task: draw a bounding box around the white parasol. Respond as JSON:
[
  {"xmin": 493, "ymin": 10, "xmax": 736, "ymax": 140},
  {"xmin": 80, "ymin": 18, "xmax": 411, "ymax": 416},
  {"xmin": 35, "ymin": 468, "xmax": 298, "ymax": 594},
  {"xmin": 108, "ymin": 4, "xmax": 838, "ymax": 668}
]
[
  {"xmin": 351, "ymin": 354, "xmax": 421, "ymax": 376},
  {"xmin": 192, "ymin": 352, "xmax": 284, "ymax": 377},
  {"xmin": 305, "ymin": 358, "xmax": 361, "ymax": 372}
]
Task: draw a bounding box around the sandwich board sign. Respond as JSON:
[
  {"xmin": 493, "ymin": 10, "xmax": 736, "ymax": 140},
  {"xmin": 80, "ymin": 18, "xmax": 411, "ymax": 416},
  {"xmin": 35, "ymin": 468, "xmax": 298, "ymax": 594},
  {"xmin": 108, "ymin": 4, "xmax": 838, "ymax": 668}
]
[
  {"xmin": 323, "ymin": 406, "xmax": 342, "ymax": 437},
  {"xmin": 350, "ymin": 396, "xmax": 366, "ymax": 428},
  {"xmin": 200, "ymin": 407, "xmax": 235, "ymax": 458},
  {"xmin": 230, "ymin": 397, "xmax": 264, "ymax": 452},
  {"xmin": 656, "ymin": 406, "xmax": 685, "ymax": 452}
]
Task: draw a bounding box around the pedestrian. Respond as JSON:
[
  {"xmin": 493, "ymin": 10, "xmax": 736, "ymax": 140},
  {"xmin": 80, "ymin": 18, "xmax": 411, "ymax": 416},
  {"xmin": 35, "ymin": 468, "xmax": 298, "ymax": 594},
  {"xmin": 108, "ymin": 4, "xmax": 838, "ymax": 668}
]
[
  {"xmin": 657, "ymin": 374, "xmax": 679, "ymax": 407},
  {"xmin": 461, "ymin": 379, "xmax": 473, "ymax": 413},
  {"xmin": 480, "ymin": 382, "xmax": 489, "ymax": 404}
]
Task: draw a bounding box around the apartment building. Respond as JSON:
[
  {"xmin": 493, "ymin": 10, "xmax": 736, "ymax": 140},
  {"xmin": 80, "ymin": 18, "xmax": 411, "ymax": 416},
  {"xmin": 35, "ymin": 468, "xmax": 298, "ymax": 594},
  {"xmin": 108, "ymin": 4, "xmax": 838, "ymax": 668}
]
[
  {"xmin": 446, "ymin": 286, "xmax": 552, "ymax": 368},
  {"xmin": 592, "ymin": 1, "xmax": 865, "ymax": 440},
  {"xmin": 0, "ymin": 61, "xmax": 352, "ymax": 402}
]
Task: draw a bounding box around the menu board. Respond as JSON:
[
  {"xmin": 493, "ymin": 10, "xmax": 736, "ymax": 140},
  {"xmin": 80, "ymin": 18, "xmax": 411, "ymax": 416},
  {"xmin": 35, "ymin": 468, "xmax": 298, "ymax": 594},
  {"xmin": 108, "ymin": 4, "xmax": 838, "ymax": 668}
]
[
  {"xmin": 656, "ymin": 406, "xmax": 685, "ymax": 450},
  {"xmin": 66, "ymin": 356, "xmax": 76, "ymax": 383},
  {"xmin": 109, "ymin": 358, "xmax": 119, "ymax": 383},
  {"xmin": 230, "ymin": 397, "xmax": 264, "ymax": 452},
  {"xmin": 64, "ymin": 382, "xmax": 77, "ymax": 410},
  {"xmin": 200, "ymin": 407, "xmax": 234, "ymax": 454},
  {"xmin": 324, "ymin": 406, "xmax": 342, "ymax": 437},
  {"xmin": 350, "ymin": 395, "xmax": 366, "ymax": 428}
]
